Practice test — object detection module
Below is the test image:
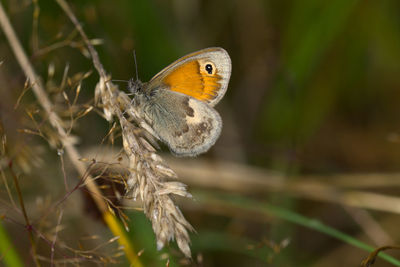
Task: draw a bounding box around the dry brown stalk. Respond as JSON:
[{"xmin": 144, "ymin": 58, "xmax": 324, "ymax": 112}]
[
  {"xmin": 170, "ymin": 158, "xmax": 400, "ymax": 215},
  {"xmin": 56, "ymin": 0, "xmax": 194, "ymax": 257}
]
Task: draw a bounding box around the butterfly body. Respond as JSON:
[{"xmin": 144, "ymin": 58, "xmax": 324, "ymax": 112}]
[{"xmin": 129, "ymin": 47, "xmax": 231, "ymax": 157}]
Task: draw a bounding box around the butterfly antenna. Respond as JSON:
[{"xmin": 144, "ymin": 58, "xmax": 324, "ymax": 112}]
[
  {"xmin": 112, "ymin": 79, "xmax": 129, "ymax": 83},
  {"xmin": 133, "ymin": 50, "xmax": 139, "ymax": 81}
]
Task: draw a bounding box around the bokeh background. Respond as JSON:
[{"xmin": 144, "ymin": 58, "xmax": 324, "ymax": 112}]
[{"xmin": 1, "ymin": 0, "xmax": 400, "ymax": 266}]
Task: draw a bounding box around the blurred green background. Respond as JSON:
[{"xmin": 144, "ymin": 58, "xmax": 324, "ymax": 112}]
[{"xmin": 1, "ymin": 0, "xmax": 400, "ymax": 266}]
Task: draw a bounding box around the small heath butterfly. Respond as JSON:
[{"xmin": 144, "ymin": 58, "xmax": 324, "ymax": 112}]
[{"xmin": 128, "ymin": 47, "xmax": 231, "ymax": 157}]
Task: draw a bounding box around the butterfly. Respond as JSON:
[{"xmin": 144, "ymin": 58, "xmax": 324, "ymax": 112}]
[{"xmin": 128, "ymin": 47, "xmax": 231, "ymax": 157}]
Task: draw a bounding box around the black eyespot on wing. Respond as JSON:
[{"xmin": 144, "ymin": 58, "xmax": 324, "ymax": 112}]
[{"xmin": 205, "ymin": 64, "xmax": 213, "ymax": 74}]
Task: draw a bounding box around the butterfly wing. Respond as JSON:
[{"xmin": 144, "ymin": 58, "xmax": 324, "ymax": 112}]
[
  {"xmin": 148, "ymin": 47, "xmax": 231, "ymax": 107},
  {"xmin": 141, "ymin": 89, "xmax": 222, "ymax": 157}
]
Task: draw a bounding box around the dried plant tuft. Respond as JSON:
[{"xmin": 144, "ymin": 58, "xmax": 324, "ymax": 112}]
[{"xmin": 95, "ymin": 78, "xmax": 194, "ymax": 257}]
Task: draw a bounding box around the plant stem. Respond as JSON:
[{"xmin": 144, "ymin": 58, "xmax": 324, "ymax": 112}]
[{"xmin": 8, "ymin": 162, "xmax": 41, "ymax": 267}]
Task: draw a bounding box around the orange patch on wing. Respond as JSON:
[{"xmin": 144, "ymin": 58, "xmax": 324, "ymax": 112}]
[{"xmin": 163, "ymin": 60, "xmax": 222, "ymax": 102}]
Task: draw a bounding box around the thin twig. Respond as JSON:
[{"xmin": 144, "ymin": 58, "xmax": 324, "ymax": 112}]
[
  {"xmin": 58, "ymin": 149, "xmax": 68, "ymax": 191},
  {"xmin": 55, "ymin": 0, "xmax": 107, "ymax": 83},
  {"xmin": 50, "ymin": 209, "xmax": 64, "ymax": 267},
  {"xmin": 8, "ymin": 161, "xmax": 40, "ymax": 267}
]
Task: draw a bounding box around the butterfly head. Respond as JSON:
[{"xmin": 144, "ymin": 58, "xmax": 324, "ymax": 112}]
[{"xmin": 128, "ymin": 78, "xmax": 144, "ymax": 94}]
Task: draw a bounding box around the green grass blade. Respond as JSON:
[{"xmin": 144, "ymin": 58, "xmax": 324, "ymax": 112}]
[
  {"xmin": 0, "ymin": 221, "xmax": 23, "ymax": 267},
  {"xmin": 194, "ymin": 191, "xmax": 400, "ymax": 266},
  {"xmin": 192, "ymin": 230, "xmax": 273, "ymax": 262}
]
